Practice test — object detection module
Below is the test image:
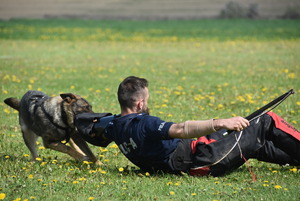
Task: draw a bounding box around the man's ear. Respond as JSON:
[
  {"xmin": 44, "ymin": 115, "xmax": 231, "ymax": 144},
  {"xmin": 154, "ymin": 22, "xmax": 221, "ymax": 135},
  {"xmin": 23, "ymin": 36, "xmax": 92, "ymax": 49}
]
[
  {"xmin": 136, "ymin": 99, "xmax": 144, "ymax": 111},
  {"xmin": 60, "ymin": 93, "xmax": 77, "ymax": 103}
]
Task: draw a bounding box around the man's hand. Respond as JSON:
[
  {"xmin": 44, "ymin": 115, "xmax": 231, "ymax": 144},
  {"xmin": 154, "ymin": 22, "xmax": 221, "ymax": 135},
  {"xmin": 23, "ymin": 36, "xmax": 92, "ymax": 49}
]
[{"xmin": 213, "ymin": 117, "xmax": 250, "ymax": 132}]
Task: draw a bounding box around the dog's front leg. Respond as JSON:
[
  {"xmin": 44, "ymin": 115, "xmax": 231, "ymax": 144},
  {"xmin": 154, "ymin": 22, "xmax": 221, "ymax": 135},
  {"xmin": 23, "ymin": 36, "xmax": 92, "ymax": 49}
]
[
  {"xmin": 69, "ymin": 133, "xmax": 103, "ymax": 165},
  {"xmin": 43, "ymin": 139, "xmax": 90, "ymax": 162}
]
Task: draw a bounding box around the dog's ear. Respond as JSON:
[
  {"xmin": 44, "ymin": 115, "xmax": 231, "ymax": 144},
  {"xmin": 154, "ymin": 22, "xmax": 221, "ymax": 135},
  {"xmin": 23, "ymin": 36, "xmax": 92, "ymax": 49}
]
[{"xmin": 60, "ymin": 93, "xmax": 77, "ymax": 103}]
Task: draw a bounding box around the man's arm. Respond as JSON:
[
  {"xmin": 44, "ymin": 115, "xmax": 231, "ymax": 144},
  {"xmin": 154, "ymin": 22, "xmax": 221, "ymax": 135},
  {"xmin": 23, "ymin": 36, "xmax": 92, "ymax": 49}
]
[{"xmin": 169, "ymin": 116, "xmax": 250, "ymax": 139}]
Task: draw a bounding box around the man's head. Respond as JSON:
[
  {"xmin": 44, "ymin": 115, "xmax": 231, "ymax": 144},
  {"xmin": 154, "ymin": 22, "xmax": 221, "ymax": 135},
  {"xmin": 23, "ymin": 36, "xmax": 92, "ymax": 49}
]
[{"xmin": 118, "ymin": 76, "xmax": 149, "ymax": 115}]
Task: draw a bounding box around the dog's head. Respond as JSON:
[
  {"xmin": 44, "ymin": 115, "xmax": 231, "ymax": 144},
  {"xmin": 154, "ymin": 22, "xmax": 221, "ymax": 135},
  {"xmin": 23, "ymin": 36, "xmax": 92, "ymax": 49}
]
[{"xmin": 60, "ymin": 93, "xmax": 93, "ymax": 127}]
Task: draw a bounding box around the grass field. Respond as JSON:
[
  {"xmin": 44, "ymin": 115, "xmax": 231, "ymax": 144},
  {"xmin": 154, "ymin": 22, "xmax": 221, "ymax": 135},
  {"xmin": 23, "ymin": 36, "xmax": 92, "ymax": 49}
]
[{"xmin": 0, "ymin": 19, "xmax": 300, "ymax": 201}]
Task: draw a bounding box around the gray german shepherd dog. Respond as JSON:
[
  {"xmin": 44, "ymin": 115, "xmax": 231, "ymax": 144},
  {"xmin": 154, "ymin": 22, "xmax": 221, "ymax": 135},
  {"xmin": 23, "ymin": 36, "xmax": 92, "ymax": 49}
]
[{"xmin": 4, "ymin": 90, "xmax": 101, "ymax": 165}]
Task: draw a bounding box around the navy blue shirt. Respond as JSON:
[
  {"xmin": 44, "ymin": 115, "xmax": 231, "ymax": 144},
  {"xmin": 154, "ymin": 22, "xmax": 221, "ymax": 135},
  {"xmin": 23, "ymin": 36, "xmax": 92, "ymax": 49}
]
[{"xmin": 104, "ymin": 113, "xmax": 180, "ymax": 171}]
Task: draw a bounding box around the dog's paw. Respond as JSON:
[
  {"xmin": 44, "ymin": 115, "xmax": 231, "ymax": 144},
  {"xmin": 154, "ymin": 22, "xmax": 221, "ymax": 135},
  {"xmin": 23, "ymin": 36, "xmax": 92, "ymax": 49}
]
[{"xmin": 95, "ymin": 160, "xmax": 104, "ymax": 166}]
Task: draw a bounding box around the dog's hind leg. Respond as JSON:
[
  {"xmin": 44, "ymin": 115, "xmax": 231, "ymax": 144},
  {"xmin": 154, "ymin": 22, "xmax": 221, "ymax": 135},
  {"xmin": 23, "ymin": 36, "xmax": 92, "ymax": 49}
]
[{"xmin": 21, "ymin": 128, "xmax": 39, "ymax": 160}]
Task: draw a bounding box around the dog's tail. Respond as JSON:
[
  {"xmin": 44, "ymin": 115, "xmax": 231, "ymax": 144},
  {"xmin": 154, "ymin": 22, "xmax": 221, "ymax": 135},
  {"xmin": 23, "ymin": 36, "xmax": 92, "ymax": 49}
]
[{"xmin": 4, "ymin": 98, "xmax": 20, "ymax": 111}]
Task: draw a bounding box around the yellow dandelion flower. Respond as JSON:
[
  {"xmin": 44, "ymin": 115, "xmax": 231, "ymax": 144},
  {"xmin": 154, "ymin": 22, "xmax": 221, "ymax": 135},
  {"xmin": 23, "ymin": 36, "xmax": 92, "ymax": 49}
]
[
  {"xmin": 296, "ymin": 102, "xmax": 300, "ymax": 106},
  {"xmin": 167, "ymin": 182, "xmax": 172, "ymax": 185},
  {"xmin": 191, "ymin": 193, "xmax": 197, "ymax": 196},
  {"xmin": 100, "ymin": 148, "xmax": 108, "ymax": 152},
  {"xmin": 83, "ymin": 161, "xmax": 92, "ymax": 165},
  {"xmin": 3, "ymin": 74, "xmax": 10, "ymax": 80},
  {"xmin": 118, "ymin": 167, "xmax": 124, "ymax": 172},
  {"xmin": 38, "ymin": 146, "xmax": 45, "ymax": 150},
  {"xmin": 109, "ymin": 144, "xmax": 118, "ymax": 149},
  {"xmin": 274, "ymin": 185, "xmax": 282, "ymax": 189},
  {"xmin": 28, "ymin": 174, "xmax": 34, "ymax": 179},
  {"xmin": 289, "ymin": 168, "xmax": 298, "ymax": 173},
  {"xmin": 4, "ymin": 108, "xmax": 10, "ymax": 114},
  {"xmin": 79, "ymin": 177, "xmax": 86, "ymax": 181},
  {"xmin": 37, "ymin": 88, "xmax": 42, "ymax": 91},
  {"xmin": 35, "ymin": 157, "xmax": 42, "ymax": 161},
  {"xmin": 175, "ymin": 182, "xmax": 181, "ymax": 186},
  {"xmin": 263, "ymin": 184, "xmax": 269, "ymax": 187},
  {"xmin": 169, "ymin": 191, "xmax": 175, "ymax": 195},
  {"xmin": 145, "ymin": 172, "xmax": 150, "ymax": 176},
  {"xmin": 217, "ymin": 104, "xmax": 224, "ymax": 110},
  {"xmin": 100, "ymin": 170, "xmax": 107, "ymax": 174},
  {"xmin": 12, "ymin": 75, "xmax": 20, "ymax": 82},
  {"xmin": 13, "ymin": 198, "xmax": 21, "ymax": 201},
  {"xmin": 70, "ymin": 85, "xmax": 75, "ymax": 89},
  {"xmin": 287, "ymin": 73, "xmax": 295, "ymax": 79},
  {"xmin": 237, "ymin": 96, "xmax": 245, "ymax": 102},
  {"xmin": 73, "ymin": 181, "xmax": 79, "ymax": 184},
  {"xmin": 174, "ymin": 91, "xmax": 181, "ymax": 95},
  {"xmin": 0, "ymin": 193, "xmax": 6, "ymax": 200},
  {"xmin": 177, "ymin": 86, "xmax": 184, "ymax": 90},
  {"xmin": 272, "ymin": 170, "xmax": 278, "ymax": 173},
  {"xmin": 23, "ymin": 154, "xmax": 30, "ymax": 157},
  {"xmin": 5, "ymin": 155, "xmax": 10, "ymax": 159},
  {"xmin": 3, "ymin": 90, "xmax": 8, "ymax": 94},
  {"xmin": 284, "ymin": 188, "xmax": 288, "ymax": 191},
  {"xmin": 105, "ymin": 88, "xmax": 110, "ymax": 92},
  {"xmin": 30, "ymin": 196, "xmax": 36, "ymax": 199},
  {"xmin": 27, "ymin": 84, "xmax": 32, "ymax": 89},
  {"xmin": 88, "ymin": 197, "xmax": 95, "ymax": 200}
]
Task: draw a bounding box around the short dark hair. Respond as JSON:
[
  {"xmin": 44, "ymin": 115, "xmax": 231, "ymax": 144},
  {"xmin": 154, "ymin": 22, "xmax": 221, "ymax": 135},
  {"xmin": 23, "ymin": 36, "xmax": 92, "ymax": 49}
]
[{"xmin": 118, "ymin": 76, "xmax": 148, "ymax": 109}]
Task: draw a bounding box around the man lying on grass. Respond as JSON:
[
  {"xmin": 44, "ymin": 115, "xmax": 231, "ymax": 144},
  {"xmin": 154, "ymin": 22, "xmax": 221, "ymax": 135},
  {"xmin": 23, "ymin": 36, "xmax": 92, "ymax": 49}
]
[{"xmin": 103, "ymin": 76, "xmax": 300, "ymax": 176}]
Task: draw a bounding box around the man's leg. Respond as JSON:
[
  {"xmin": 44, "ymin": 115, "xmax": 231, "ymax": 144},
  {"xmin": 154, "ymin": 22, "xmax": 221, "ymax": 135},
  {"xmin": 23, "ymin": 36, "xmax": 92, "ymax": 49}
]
[
  {"xmin": 265, "ymin": 112, "xmax": 300, "ymax": 161},
  {"xmin": 255, "ymin": 140, "xmax": 300, "ymax": 165},
  {"xmin": 190, "ymin": 113, "xmax": 300, "ymax": 176},
  {"xmin": 190, "ymin": 116, "xmax": 269, "ymax": 176}
]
